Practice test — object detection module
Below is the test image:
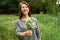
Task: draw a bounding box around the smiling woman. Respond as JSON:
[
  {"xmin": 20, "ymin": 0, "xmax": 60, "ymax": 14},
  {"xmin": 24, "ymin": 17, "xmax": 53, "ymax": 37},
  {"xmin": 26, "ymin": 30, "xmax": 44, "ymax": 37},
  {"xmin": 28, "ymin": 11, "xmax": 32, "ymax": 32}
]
[
  {"xmin": 19, "ymin": 1, "xmax": 31, "ymax": 19},
  {"xmin": 20, "ymin": 3, "xmax": 29, "ymax": 15},
  {"xmin": 14, "ymin": 1, "xmax": 41, "ymax": 40}
]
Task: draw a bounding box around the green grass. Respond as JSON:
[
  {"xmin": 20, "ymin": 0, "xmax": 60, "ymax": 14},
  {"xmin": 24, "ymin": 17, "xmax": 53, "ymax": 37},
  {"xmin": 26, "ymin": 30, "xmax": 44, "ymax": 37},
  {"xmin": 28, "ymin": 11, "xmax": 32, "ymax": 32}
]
[{"xmin": 0, "ymin": 14, "xmax": 59, "ymax": 40}]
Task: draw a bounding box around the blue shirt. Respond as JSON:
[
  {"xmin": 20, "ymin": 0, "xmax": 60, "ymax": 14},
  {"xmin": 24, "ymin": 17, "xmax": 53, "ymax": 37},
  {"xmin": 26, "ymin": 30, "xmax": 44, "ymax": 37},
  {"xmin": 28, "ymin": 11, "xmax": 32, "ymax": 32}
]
[{"xmin": 14, "ymin": 17, "xmax": 40, "ymax": 40}]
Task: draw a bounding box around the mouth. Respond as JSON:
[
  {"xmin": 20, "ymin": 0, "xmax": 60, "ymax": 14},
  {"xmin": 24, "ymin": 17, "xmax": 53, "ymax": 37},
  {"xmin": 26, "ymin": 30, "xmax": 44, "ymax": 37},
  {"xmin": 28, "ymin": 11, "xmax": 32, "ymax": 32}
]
[
  {"xmin": 22, "ymin": 10, "xmax": 29, "ymax": 14},
  {"xmin": 23, "ymin": 10, "xmax": 29, "ymax": 12}
]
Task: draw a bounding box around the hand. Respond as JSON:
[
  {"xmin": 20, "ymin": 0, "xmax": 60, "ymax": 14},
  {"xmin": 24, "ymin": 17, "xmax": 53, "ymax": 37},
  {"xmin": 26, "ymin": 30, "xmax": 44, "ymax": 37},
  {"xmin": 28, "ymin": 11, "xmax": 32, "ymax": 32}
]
[
  {"xmin": 38, "ymin": 38, "xmax": 41, "ymax": 40},
  {"xmin": 26, "ymin": 30, "xmax": 32, "ymax": 36}
]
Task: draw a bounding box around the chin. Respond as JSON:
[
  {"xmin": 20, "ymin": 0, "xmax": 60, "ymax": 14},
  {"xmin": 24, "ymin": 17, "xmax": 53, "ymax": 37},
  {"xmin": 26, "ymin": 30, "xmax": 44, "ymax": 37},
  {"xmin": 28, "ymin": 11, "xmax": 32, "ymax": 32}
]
[
  {"xmin": 23, "ymin": 13, "xmax": 28, "ymax": 15},
  {"xmin": 23, "ymin": 12, "xmax": 29, "ymax": 15}
]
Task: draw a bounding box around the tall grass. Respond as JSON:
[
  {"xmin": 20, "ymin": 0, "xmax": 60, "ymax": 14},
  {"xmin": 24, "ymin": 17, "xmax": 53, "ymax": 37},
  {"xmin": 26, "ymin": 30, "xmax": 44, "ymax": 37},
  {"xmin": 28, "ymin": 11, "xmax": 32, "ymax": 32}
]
[{"xmin": 0, "ymin": 14, "xmax": 59, "ymax": 40}]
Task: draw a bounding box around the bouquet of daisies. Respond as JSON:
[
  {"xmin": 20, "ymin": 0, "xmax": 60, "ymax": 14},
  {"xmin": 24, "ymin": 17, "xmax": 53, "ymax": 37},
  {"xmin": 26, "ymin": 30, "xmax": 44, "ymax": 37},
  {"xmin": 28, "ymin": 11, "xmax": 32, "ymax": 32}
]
[{"xmin": 24, "ymin": 19, "xmax": 34, "ymax": 40}]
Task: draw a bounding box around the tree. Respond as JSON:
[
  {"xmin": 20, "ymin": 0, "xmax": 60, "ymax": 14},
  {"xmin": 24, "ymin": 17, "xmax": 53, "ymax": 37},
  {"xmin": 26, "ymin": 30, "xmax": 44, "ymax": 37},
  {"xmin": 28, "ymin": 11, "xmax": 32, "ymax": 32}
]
[{"xmin": 0, "ymin": 0, "xmax": 57, "ymax": 15}]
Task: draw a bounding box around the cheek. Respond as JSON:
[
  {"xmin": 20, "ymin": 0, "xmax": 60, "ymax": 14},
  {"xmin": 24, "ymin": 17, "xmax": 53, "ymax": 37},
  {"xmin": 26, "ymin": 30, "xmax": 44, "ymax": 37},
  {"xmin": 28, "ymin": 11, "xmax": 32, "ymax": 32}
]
[
  {"xmin": 27, "ymin": 8, "xmax": 29, "ymax": 12},
  {"xmin": 21, "ymin": 8, "xmax": 24, "ymax": 11}
]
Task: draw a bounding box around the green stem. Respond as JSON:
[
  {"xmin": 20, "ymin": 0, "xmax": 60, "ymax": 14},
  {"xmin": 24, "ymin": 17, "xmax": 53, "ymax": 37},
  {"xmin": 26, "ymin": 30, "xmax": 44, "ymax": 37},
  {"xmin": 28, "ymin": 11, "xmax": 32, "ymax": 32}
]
[{"xmin": 28, "ymin": 36, "xmax": 31, "ymax": 40}]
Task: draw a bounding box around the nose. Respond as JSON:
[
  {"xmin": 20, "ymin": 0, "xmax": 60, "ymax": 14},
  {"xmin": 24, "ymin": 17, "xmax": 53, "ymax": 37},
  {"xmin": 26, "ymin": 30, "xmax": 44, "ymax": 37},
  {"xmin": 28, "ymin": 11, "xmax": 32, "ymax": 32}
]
[{"xmin": 24, "ymin": 7, "xmax": 27, "ymax": 10}]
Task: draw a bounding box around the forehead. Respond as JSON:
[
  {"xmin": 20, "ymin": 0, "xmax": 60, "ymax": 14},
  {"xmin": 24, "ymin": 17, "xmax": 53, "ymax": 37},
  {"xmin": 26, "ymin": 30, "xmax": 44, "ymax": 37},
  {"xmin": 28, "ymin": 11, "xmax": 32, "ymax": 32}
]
[{"xmin": 21, "ymin": 4, "xmax": 28, "ymax": 7}]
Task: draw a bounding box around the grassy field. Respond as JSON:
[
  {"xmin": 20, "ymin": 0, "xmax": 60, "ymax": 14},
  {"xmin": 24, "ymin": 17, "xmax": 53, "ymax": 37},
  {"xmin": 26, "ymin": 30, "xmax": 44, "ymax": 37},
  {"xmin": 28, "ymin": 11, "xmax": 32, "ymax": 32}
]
[{"xmin": 0, "ymin": 14, "xmax": 59, "ymax": 40}]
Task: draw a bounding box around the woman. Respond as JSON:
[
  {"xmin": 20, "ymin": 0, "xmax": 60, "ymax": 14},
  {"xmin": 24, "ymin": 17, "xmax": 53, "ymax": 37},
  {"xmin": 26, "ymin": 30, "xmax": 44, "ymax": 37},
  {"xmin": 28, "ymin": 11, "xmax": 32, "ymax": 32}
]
[{"xmin": 14, "ymin": 1, "xmax": 41, "ymax": 40}]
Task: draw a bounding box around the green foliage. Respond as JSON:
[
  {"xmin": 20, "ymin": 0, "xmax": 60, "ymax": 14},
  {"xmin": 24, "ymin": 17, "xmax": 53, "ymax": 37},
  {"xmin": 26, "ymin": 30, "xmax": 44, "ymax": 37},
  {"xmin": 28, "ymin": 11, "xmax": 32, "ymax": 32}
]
[
  {"xmin": 0, "ymin": 15, "xmax": 18, "ymax": 40},
  {"xmin": 0, "ymin": 0, "xmax": 57, "ymax": 14},
  {"xmin": 32, "ymin": 14, "xmax": 58, "ymax": 40},
  {"xmin": 0, "ymin": 14, "xmax": 59, "ymax": 40},
  {"xmin": 24, "ymin": 19, "xmax": 34, "ymax": 30},
  {"xmin": 0, "ymin": 0, "xmax": 18, "ymax": 13},
  {"xmin": 58, "ymin": 4, "xmax": 60, "ymax": 12}
]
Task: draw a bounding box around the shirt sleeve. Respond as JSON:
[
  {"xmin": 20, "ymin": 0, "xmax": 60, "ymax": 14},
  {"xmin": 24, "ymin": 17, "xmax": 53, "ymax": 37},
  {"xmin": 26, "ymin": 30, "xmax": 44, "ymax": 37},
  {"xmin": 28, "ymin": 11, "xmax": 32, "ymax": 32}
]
[
  {"xmin": 14, "ymin": 20, "xmax": 22, "ymax": 37},
  {"xmin": 35, "ymin": 19, "xmax": 40, "ymax": 39}
]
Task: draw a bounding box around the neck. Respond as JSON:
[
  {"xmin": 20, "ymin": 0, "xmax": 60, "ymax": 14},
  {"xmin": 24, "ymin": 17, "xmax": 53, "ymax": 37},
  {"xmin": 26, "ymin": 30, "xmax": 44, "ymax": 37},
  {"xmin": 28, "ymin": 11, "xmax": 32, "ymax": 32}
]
[{"xmin": 22, "ymin": 14, "xmax": 29, "ymax": 19}]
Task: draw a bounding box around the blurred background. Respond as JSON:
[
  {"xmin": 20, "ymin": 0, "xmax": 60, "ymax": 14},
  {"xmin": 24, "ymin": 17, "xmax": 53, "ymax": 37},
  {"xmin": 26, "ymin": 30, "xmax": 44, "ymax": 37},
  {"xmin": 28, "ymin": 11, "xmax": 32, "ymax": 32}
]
[
  {"xmin": 0, "ymin": 0, "xmax": 59, "ymax": 14},
  {"xmin": 0, "ymin": 0, "xmax": 59, "ymax": 40}
]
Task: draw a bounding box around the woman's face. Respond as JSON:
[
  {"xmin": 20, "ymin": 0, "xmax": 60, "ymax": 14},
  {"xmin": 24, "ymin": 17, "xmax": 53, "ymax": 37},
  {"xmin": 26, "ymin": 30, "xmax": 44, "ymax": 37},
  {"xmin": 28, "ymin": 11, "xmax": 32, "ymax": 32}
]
[{"xmin": 21, "ymin": 4, "xmax": 29, "ymax": 15}]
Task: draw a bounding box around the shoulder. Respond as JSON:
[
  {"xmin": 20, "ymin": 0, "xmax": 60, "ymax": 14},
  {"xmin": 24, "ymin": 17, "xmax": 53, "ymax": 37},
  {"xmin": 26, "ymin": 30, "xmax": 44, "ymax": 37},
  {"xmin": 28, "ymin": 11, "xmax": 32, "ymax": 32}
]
[
  {"xmin": 31, "ymin": 17, "xmax": 38, "ymax": 22},
  {"xmin": 14, "ymin": 19, "xmax": 20, "ymax": 24}
]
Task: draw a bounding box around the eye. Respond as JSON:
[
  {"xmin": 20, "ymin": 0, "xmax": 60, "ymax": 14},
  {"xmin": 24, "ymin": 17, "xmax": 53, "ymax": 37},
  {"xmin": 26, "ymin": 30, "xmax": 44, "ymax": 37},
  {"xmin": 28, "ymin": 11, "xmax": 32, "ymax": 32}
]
[
  {"xmin": 26, "ymin": 6, "xmax": 29, "ymax": 8},
  {"xmin": 21, "ymin": 6, "xmax": 25, "ymax": 8}
]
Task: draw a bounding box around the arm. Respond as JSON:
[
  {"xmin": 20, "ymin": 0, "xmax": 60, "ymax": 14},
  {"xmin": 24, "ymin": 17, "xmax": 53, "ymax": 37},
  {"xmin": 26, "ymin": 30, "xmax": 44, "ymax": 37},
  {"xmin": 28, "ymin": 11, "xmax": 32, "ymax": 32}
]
[
  {"xmin": 35, "ymin": 19, "xmax": 41, "ymax": 40},
  {"xmin": 19, "ymin": 30, "xmax": 32, "ymax": 37},
  {"xmin": 14, "ymin": 21, "xmax": 27, "ymax": 37}
]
